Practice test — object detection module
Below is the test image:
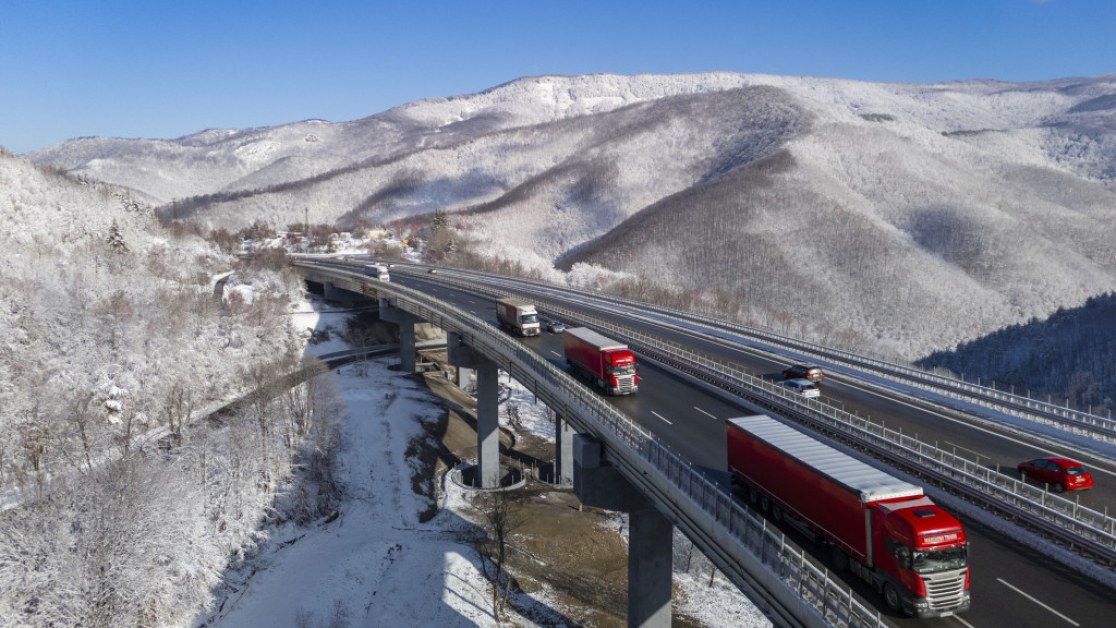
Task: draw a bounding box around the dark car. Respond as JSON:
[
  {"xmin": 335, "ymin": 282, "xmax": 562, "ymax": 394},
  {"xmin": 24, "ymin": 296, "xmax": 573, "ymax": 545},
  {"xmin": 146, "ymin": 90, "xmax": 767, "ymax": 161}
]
[
  {"xmin": 1017, "ymin": 457, "xmax": 1093, "ymax": 492},
  {"xmin": 427, "ymin": 268, "xmax": 438, "ymax": 274},
  {"xmin": 782, "ymin": 364, "xmax": 824, "ymax": 383},
  {"xmin": 546, "ymin": 320, "xmax": 567, "ymax": 333}
]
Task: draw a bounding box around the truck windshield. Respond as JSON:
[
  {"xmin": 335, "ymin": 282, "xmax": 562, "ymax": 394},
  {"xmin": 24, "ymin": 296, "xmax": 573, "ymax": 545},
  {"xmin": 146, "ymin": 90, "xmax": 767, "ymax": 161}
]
[
  {"xmin": 609, "ymin": 364, "xmax": 637, "ymax": 376},
  {"xmin": 910, "ymin": 543, "xmax": 968, "ymax": 573},
  {"xmin": 522, "ymin": 314, "xmax": 539, "ymax": 324}
]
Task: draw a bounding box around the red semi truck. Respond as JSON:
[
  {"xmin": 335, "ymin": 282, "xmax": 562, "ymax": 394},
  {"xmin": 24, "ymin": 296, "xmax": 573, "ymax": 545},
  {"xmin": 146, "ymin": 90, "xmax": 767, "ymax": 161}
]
[
  {"xmin": 726, "ymin": 415, "xmax": 970, "ymax": 618},
  {"xmin": 562, "ymin": 327, "xmax": 638, "ymax": 395}
]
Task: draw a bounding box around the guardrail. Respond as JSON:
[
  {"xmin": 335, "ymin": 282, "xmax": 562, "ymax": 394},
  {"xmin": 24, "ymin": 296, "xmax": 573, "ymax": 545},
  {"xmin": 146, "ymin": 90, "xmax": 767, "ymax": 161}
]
[
  {"xmin": 296, "ymin": 259, "xmax": 882, "ymax": 628},
  {"xmin": 412, "ymin": 263, "xmax": 1116, "ymax": 443},
  {"xmin": 416, "ymin": 269, "xmax": 1116, "ymax": 568},
  {"xmin": 549, "ymin": 300, "xmax": 1116, "ymax": 567}
]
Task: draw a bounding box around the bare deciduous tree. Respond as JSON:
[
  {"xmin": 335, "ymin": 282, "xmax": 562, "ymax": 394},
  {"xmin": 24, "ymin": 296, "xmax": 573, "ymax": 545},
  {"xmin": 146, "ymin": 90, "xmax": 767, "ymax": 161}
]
[{"xmin": 475, "ymin": 491, "xmax": 524, "ymax": 623}]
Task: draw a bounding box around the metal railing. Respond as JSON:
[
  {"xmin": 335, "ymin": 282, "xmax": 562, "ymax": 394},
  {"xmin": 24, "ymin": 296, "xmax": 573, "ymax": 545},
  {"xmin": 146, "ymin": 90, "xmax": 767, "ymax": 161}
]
[
  {"xmin": 553, "ymin": 300, "xmax": 1116, "ymax": 566},
  {"xmin": 419, "ymin": 269, "xmax": 1116, "ymax": 567},
  {"xmin": 417, "ymin": 263, "xmax": 1116, "ymax": 443}
]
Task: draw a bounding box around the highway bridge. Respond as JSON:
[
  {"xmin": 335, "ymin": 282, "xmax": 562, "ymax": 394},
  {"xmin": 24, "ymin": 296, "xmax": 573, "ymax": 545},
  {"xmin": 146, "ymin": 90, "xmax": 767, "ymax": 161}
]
[{"xmin": 295, "ymin": 256, "xmax": 1116, "ymax": 628}]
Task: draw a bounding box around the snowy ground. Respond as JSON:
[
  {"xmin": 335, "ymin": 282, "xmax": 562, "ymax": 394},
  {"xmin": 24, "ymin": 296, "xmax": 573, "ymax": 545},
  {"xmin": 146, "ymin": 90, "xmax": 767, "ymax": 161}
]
[
  {"xmin": 198, "ymin": 296, "xmax": 768, "ymax": 627},
  {"xmin": 205, "ymin": 358, "xmax": 495, "ymax": 627}
]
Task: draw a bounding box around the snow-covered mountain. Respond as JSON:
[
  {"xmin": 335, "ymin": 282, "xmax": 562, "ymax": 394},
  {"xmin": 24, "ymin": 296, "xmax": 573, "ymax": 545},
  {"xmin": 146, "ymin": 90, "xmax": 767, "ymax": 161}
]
[{"xmin": 27, "ymin": 72, "xmax": 1116, "ymax": 360}]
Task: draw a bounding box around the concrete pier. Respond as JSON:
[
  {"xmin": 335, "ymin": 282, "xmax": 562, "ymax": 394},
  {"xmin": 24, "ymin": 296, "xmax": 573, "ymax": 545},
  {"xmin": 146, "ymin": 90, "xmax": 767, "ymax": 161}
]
[
  {"xmin": 448, "ymin": 332, "xmax": 501, "ymax": 488},
  {"xmin": 573, "ymin": 434, "xmax": 672, "ymax": 627},
  {"xmin": 554, "ymin": 414, "xmax": 575, "ymax": 486},
  {"xmin": 379, "ymin": 298, "xmax": 418, "ymax": 373}
]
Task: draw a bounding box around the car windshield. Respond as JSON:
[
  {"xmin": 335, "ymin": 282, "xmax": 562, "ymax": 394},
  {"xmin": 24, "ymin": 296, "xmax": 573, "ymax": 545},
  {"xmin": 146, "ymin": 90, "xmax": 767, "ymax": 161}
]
[
  {"xmin": 1065, "ymin": 466, "xmax": 1087, "ymax": 476},
  {"xmin": 911, "ymin": 544, "xmax": 968, "ymax": 573}
]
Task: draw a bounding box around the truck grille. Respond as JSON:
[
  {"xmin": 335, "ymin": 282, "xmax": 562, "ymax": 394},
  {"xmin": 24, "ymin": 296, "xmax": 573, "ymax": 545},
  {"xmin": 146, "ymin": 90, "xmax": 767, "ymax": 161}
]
[
  {"xmin": 614, "ymin": 376, "xmax": 637, "ymax": 394},
  {"xmin": 923, "ymin": 569, "xmax": 967, "ymax": 609}
]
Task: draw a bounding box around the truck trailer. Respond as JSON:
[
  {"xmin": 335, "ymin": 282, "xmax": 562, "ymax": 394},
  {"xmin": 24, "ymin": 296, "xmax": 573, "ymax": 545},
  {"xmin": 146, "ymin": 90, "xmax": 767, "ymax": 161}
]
[
  {"xmin": 725, "ymin": 415, "xmax": 970, "ymax": 617},
  {"xmin": 495, "ymin": 298, "xmax": 541, "ymax": 337},
  {"xmin": 562, "ymin": 327, "xmax": 638, "ymax": 395}
]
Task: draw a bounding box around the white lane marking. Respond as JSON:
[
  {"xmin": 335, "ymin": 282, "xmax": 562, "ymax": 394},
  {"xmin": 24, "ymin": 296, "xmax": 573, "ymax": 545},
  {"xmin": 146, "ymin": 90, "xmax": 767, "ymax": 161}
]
[
  {"xmin": 943, "ymin": 441, "xmax": 982, "ymax": 458},
  {"xmin": 694, "ymin": 406, "xmax": 719, "ymax": 420},
  {"xmin": 997, "ymin": 578, "xmax": 1079, "ymax": 626},
  {"xmin": 652, "ymin": 411, "xmax": 673, "ymax": 425},
  {"xmin": 837, "ymin": 379, "xmax": 1116, "ymax": 480},
  {"xmin": 550, "ymin": 350, "xmax": 562, "ymax": 358},
  {"xmin": 952, "ymin": 614, "xmax": 977, "ymax": 628}
]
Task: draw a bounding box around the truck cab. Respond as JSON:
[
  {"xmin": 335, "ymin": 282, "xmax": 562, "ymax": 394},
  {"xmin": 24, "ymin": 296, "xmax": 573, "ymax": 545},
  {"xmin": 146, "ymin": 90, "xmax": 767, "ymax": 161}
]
[
  {"xmin": 872, "ymin": 499, "xmax": 970, "ymax": 617},
  {"xmin": 602, "ymin": 348, "xmax": 638, "ymax": 394},
  {"xmin": 367, "ymin": 264, "xmax": 390, "ymax": 281}
]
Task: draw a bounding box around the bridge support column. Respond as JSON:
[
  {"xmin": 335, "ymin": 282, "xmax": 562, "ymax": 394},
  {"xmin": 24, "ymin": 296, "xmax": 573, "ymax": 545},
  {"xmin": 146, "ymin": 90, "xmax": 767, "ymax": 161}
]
[
  {"xmin": 455, "ymin": 366, "xmax": 474, "ymax": 392},
  {"xmin": 554, "ymin": 414, "xmax": 575, "ymax": 486},
  {"xmin": 475, "ymin": 361, "xmax": 500, "ymax": 488},
  {"xmin": 323, "ymin": 281, "xmax": 355, "ymax": 306},
  {"xmin": 573, "ymin": 434, "xmax": 672, "ymax": 628},
  {"xmin": 447, "ymin": 332, "xmax": 501, "ymax": 489},
  {"xmin": 379, "ymin": 298, "xmax": 418, "ymax": 373}
]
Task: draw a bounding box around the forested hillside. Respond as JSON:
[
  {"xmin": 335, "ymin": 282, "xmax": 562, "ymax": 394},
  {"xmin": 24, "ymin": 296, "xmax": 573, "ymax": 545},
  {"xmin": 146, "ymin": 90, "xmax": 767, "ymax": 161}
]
[
  {"xmin": 918, "ymin": 293, "xmax": 1116, "ymax": 415},
  {"xmin": 0, "ymin": 150, "xmax": 336, "ymax": 626},
  {"xmin": 28, "ymin": 72, "xmax": 1116, "ymax": 366}
]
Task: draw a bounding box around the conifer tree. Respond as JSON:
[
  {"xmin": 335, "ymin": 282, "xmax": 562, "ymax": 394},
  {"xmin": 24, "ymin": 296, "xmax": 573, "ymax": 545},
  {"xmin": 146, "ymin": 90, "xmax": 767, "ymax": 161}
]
[{"xmin": 106, "ymin": 220, "xmax": 128, "ymax": 254}]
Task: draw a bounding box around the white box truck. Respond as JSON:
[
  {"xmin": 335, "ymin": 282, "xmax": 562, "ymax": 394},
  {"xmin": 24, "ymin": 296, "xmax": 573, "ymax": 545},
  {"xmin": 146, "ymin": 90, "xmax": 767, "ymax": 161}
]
[{"xmin": 495, "ymin": 298, "xmax": 541, "ymax": 337}]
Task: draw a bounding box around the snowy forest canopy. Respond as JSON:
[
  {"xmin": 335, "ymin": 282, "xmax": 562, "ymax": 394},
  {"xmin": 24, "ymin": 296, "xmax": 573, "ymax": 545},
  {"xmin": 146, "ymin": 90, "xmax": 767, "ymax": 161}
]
[{"xmin": 0, "ymin": 152, "xmax": 340, "ymax": 626}]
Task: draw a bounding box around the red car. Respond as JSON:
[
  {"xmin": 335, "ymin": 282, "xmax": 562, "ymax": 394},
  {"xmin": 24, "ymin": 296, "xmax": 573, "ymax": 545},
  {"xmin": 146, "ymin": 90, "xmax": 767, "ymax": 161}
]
[{"xmin": 1017, "ymin": 457, "xmax": 1093, "ymax": 492}]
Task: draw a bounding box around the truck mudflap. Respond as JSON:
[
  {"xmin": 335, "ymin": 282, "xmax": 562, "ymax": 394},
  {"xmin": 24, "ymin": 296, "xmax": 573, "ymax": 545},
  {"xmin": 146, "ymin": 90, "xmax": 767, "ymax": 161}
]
[{"xmin": 907, "ymin": 569, "xmax": 970, "ymax": 618}]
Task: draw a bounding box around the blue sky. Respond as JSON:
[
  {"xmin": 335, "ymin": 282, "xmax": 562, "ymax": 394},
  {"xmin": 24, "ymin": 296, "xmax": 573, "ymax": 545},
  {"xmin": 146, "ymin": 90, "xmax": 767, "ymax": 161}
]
[{"xmin": 2, "ymin": 0, "xmax": 1113, "ymax": 154}]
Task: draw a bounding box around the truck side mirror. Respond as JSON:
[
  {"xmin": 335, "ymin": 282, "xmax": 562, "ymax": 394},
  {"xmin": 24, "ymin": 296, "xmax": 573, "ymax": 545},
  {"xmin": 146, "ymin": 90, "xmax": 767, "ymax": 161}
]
[{"xmin": 896, "ymin": 547, "xmax": 912, "ymax": 569}]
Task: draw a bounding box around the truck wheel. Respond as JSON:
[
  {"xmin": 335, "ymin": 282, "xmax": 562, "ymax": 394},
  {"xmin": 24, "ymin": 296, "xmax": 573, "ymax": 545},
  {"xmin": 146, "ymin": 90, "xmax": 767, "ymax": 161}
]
[
  {"xmin": 747, "ymin": 487, "xmax": 760, "ymax": 506},
  {"xmin": 883, "ymin": 583, "xmax": 902, "ymax": 614},
  {"xmin": 771, "ymin": 504, "xmax": 784, "ymax": 523},
  {"xmin": 830, "ymin": 547, "xmax": 849, "ymax": 572}
]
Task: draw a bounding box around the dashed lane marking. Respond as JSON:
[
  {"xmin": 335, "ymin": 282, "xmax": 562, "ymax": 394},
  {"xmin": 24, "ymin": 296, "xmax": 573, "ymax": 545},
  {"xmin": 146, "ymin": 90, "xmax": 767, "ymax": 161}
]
[
  {"xmin": 694, "ymin": 406, "xmax": 719, "ymax": 420},
  {"xmin": 997, "ymin": 578, "xmax": 1079, "ymax": 626}
]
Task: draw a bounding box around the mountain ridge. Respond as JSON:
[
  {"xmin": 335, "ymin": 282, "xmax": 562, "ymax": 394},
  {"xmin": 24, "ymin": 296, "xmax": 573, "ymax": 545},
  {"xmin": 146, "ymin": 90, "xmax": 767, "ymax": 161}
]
[{"xmin": 25, "ymin": 72, "xmax": 1116, "ymax": 361}]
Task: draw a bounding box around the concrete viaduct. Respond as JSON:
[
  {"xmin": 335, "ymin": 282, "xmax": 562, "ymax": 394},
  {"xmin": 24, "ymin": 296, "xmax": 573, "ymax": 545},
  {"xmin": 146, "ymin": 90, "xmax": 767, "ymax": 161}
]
[{"xmin": 301, "ymin": 260, "xmax": 871, "ymax": 628}]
